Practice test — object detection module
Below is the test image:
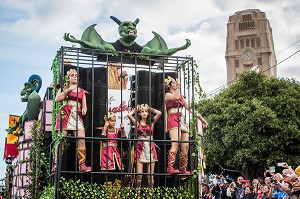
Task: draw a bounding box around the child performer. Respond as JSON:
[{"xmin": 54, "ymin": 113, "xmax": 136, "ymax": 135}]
[
  {"xmin": 100, "ymin": 112, "xmax": 127, "ymax": 186},
  {"xmin": 164, "ymin": 76, "xmax": 208, "ymax": 177},
  {"xmin": 53, "ymin": 69, "xmax": 92, "ymax": 172},
  {"xmin": 127, "ymin": 104, "xmax": 162, "ymax": 188}
]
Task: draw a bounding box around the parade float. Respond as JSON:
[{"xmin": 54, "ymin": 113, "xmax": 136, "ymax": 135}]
[{"xmin": 4, "ymin": 16, "xmax": 206, "ymax": 199}]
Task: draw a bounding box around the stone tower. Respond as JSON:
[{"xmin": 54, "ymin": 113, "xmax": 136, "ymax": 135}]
[{"xmin": 225, "ymin": 9, "xmax": 277, "ymax": 83}]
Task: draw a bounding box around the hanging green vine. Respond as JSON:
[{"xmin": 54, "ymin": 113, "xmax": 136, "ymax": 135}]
[
  {"xmin": 50, "ymin": 52, "xmax": 66, "ymax": 158},
  {"xmin": 51, "ymin": 52, "xmax": 61, "ymax": 140},
  {"xmin": 25, "ymin": 121, "xmax": 48, "ymax": 199},
  {"xmin": 178, "ymin": 58, "xmax": 205, "ymax": 180}
]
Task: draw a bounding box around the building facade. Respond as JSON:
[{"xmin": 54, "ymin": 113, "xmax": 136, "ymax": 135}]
[{"xmin": 225, "ymin": 9, "xmax": 277, "ymax": 83}]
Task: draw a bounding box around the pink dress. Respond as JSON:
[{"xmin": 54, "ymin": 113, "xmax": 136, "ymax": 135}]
[
  {"xmin": 55, "ymin": 89, "xmax": 87, "ymax": 131},
  {"xmin": 100, "ymin": 128, "xmax": 124, "ymax": 170},
  {"xmin": 165, "ymin": 96, "xmax": 189, "ymax": 133},
  {"xmin": 135, "ymin": 122, "xmax": 158, "ymax": 163}
]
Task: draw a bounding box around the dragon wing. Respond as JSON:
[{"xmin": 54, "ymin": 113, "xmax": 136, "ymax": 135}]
[
  {"xmin": 143, "ymin": 31, "xmax": 168, "ymax": 51},
  {"xmin": 81, "ymin": 24, "xmax": 108, "ymax": 46}
]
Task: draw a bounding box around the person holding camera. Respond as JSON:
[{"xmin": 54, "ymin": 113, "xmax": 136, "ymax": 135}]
[
  {"xmin": 235, "ymin": 177, "xmax": 248, "ymax": 199},
  {"xmin": 212, "ymin": 178, "xmax": 227, "ymax": 199}
]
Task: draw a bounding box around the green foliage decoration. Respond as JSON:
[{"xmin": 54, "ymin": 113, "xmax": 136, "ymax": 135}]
[
  {"xmin": 25, "ymin": 121, "xmax": 48, "ymax": 199},
  {"xmin": 50, "ymin": 52, "xmax": 66, "ymax": 157},
  {"xmin": 40, "ymin": 184, "xmax": 55, "ymax": 199},
  {"xmin": 59, "ymin": 177, "xmax": 196, "ymax": 199},
  {"xmin": 51, "ymin": 52, "xmax": 61, "ymax": 141},
  {"xmin": 178, "ymin": 58, "xmax": 205, "ymax": 179}
]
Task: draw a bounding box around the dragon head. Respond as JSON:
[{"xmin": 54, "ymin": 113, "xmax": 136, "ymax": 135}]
[
  {"xmin": 110, "ymin": 16, "xmax": 139, "ymax": 45},
  {"xmin": 20, "ymin": 74, "xmax": 42, "ymax": 102}
]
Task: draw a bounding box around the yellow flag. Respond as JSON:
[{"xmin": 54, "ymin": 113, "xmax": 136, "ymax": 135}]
[
  {"xmin": 9, "ymin": 115, "xmax": 20, "ymax": 127},
  {"xmin": 7, "ymin": 133, "xmax": 18, "ymax": 144}
]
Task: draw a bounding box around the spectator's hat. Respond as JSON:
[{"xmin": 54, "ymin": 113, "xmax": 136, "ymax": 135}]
[
  {"xmin": 241, "ymin": 179, "xmax": 249, "ymax": 183},
  {"xmin": 295, "ymin": 166, "xmax": 300, "ymax": 176}
]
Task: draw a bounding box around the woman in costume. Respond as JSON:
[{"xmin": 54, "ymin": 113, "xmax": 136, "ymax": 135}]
[
  {"xmin": 164, "ymin": 76, "xmax": 208, "ymax": 177},
  {"xmin": 52, "ymin": 69, "xmax": 92, "ymax": 172},
  {"xmin": 100, "ymin": 112, "xmax": 127, "ymax": 186},
  {"xmin": 127, "ymin": 104, "xmax": 162, "ymax": 188}
]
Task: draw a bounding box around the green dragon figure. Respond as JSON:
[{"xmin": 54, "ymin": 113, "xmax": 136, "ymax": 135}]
[
  {"xmin": 7, "ymin": 75, "xmax": 42, "ymax": 135},
  {"xmin": 63, "ymin": 16, "xmax": 191, "ymax": 64}
]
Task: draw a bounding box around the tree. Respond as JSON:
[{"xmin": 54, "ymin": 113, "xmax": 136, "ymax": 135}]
[{"xmin": 199, "ymin": 71, "xmax": 300, "ymax": 179}]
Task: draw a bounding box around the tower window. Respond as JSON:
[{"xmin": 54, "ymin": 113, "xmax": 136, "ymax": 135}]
[
  {"xmin": 235, "ymin": 60, "xmax": 239, "ymax": 68},
  {"xmin": 251, "ymin": 38, "xmax": 255, "ymax": 48},
  {"xmin": 235, "ymin": 40, "xmax": 239, "ymax": 50},
  {"xmin": 246, "ymin": 39, "xmax": 250, "ymax": 47},
  {"xmin": 256, "ymin": 38, "xmax": 260, "ymax": 47},
  {"xmin": 242, "ymin": 14, "xmax": 252, "ymax": 22},
  {"xmin": 240, "ymin": 39, "xmax": 244, "ymax": 49},
  {"xmin": 258, "ymin": 57, "xmax": 262, "ymax": 65},
  {"xmin": 239, "ymin": 14, "xmax": 255, "ymax": 30}
]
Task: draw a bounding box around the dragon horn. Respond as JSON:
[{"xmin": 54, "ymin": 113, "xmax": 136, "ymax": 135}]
[
  {"xmin": 133, "ymin": 18, "xmax": 140, "ymax": 25},
  {"xmin": 110, "ymin": 16, "xmax": 122, "ymax": 25}
]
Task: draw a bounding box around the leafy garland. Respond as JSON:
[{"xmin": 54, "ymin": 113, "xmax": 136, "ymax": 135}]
[
  {"xmin": 57, "ymin": 177, "xmax": 196, "ymax": 199},
  {"xmin": 51, "ymin": 52, "xmax": 66, "ymax": 156},
  {"xmin": 40, "ymin": 184, "xmax": 55, "ymax": 199},
  {"xmin": 25, "ymin": 121, "xmax": 48, "ymax": 199},
  {"xmin": 178, "ymin": 58, "xmax": 204, "ymax": 181},
  {"xmin": 51, "ymin": 52, "xmax": 61, "ymax": 141}
]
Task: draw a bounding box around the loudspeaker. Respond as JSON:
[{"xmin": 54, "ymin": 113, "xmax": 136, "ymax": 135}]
[
  {"xmin": 84, "ymin": 67, "xmax": 108, "ymax": 137},
  {"xmin": 85, "ymin": 67, "xmax": 107, "ymax": 175},
  {"xmin": 154, "ymin": 72, "xmax": 177, "ymax": 107},
  {"xmin": 135, "ymin": 70, "xmax": 157, "ymax": 107},
  {"xmin": 86, "ymin": 67, "xmax": 107, "ymax": 86}
]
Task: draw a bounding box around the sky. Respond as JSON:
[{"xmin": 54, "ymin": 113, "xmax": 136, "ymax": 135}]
[{"xmin": 0, "ymin": 0, "xmax": 299, "ymax": 179}]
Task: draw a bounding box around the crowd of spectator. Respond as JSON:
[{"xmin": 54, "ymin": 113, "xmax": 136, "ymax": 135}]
[{"xmin": 202, "ymin": 163, "xmax": 300, "ymax": 199}]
